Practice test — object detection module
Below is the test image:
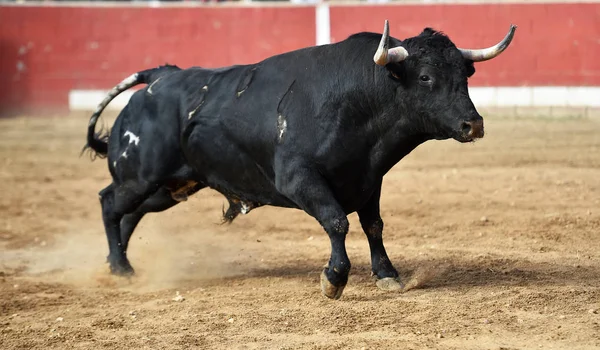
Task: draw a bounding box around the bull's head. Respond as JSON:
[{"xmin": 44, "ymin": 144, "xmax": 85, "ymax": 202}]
[{"xmin": 373, "ymin": 20, "xmax": 516, "ymax": 142}]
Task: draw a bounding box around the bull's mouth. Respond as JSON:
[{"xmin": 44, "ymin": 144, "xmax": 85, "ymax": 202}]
[
  {"xmin": 454, "ymin": 134, "xmax": 478, "ymax": 143},
  {"xmin": 453, "ymin": 135, "xmax": 481, "ymax": 143}
]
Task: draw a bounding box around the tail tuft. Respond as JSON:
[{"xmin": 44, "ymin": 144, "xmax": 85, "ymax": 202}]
[{"xmin": 80, "ymin": 117, "xmax": 110, "ymax": 160}]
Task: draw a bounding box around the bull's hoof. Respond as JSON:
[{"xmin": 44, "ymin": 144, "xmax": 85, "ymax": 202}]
[
  {"xmin": 320, "ymin": 269, "xmax": 346, "ymax": 300},
  {"xmin": 375, "ymin": 276, "xmax": 404, "ymax": 291},
  {"xmin": 109, "ymin": 260, "xmax": 135, "ymax": 277}
]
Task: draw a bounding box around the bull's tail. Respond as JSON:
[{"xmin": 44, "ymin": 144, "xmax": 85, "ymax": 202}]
[{"xmin": 82, "ymin": 64, "xmax": 181, "ymax": 160}]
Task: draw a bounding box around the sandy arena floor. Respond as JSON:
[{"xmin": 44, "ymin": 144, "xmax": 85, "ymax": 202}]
[{"xmin": 1, "ymin": 113, "xmax": 599, "ymax": 349}]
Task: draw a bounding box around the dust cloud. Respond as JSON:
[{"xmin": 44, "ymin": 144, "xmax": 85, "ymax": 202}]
[
  {"xmin": 402, "ymin": 262, "xmax": 449, "ymax": 292},
  {"xmin": 2, "ymin": 217, "xmax": 247, "ymax": 293}
]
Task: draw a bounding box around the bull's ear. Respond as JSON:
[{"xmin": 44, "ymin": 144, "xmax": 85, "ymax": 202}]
[
  {"xmin": 387, "ymin": 64, "xmax": 406, "ymax": 82},
  {"xmin": 465, "ymin": 60, "xmax": 476, "ymax": 78}
]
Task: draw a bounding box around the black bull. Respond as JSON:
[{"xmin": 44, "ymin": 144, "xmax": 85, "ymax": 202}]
[{"xmin": 83, "ymin": 21, "xmax": 516, "ymax": 299}]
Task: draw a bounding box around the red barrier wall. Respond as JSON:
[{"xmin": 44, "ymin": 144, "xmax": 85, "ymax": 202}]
[
  {"xmin": 330, "ymin": 3, "xmax": 600, "ymax": 88},
  {"xmin": 0, "ymin": 3, "xmax": 598, "ymax": 114},
  {"xmin": 0, "ymin": 5, "xmax": 315, "ymax": 114}
]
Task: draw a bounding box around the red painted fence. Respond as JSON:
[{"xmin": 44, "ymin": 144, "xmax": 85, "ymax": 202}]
[{"xmin": 0, "ymin": 3, "xmax": 598, "ymax": 115}]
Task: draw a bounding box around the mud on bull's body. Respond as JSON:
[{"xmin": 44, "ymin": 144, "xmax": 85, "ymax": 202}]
[{"xmin": 83, "ymin": 21, "xmax": 517, "ymax": 299}]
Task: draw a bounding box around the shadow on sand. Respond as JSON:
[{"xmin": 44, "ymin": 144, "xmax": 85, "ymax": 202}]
[{"xmin": 209, "ymin": 255, "xmax": 599, "ymax": 296}]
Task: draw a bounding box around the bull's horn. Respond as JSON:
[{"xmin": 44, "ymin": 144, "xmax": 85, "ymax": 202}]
[
  {"xmin": 458, "ymin": 24, "xmax": 517, "ymax": 62},
  {"xmin": 373, "ymin": 20, "xmax": 409, "ymax": 66}
]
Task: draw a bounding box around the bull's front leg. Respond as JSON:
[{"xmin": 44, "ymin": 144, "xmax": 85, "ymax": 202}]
[
  {"xmin": 357, "ymin": 182, "xmax": 403, "ymax": 291},
  {"xmin": 275, "ymin": 166, "xmax": 351, "ymax": 300}
]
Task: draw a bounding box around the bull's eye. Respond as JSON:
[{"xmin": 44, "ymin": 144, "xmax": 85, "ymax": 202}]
[{"xmin": 419, "ymin": 75, "xmax": 431, "ymax": 82}]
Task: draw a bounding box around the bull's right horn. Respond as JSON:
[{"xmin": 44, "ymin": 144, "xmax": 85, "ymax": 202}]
[
  {"xmin": 458, "ymin": 24, "xmax": 517, "ymax": 62},
  {"xmin": 374, "ymin": 20, "xmax": 409, "ymax": 66}
]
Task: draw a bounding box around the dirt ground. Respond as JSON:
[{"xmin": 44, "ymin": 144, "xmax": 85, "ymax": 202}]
[{"xmin": 1, "ymin": 113, "xmax": 599, "ymax": 349}]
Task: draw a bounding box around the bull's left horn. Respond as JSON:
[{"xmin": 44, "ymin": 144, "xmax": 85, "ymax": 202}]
[
  {"xmin": 374, "ymin": 20, "xmax": 409, "ymax": 66},
  {"xmin": 458, "ymin": 24, "xmax": 517, "ymax": 62}
]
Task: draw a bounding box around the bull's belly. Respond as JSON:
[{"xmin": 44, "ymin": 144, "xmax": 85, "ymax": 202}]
[
  {"xmin": 201, "ymin": 165, "xmax": 296, "ymax": 209},
  {"xmin": 182, "ymin": 127, "xmax": 297, "ymax": 209}
]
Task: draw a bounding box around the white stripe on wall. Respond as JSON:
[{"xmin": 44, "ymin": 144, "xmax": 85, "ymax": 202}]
[
  {"xmin": 468, "ymin": 86, "xmax": 600, "ymax": 108},
  {"xmin": 69, "ymin": 90, "xmax": 136, "ymax": 111},
  {"xmin": 315, "ymin": 3, "xmax": 330, "ymax": 46},
  {"xmin": 69, "ymin": 86, "xmax": 600, "ymax": 111}
]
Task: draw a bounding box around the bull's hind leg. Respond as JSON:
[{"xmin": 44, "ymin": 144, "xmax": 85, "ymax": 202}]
[
  {"xmin": 119, "ymin": 187, "xmax": 179, "ymax": 253},
  {"xmin": 99, "ymin": 181, "xmax": 160, "ymax": 275},
  {"xmin": 357, "ymin": 182, "xmax": 403, "ymax": 291},
  {"xmin": 119, "ymin": 184, "xmax": 205, "ymax": 252}
]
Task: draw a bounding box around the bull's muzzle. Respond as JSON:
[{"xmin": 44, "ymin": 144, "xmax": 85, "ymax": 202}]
[{"xmin": 462, "ymin": 119, "xmax": 484, "ymax": 139}]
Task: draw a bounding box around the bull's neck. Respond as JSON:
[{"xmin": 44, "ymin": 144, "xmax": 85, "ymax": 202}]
[
  {"xmin": 337, "ymin": 75, "xmax": 430, "ymax": 178},
  {"xmin": 367, "ymin": 115, "xmax": 430, "ymax": 178}
]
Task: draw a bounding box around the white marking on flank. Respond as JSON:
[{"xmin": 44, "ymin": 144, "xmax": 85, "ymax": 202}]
[
  {"xmin": 188, "ymin": 104, "xmax": 201, "ymax": 120},
  {"xmin": 241, "ymin": 202, "xmax": 250, "ymax": 215},
  {"xmin": 124, "ymin": 131, "xmax": 140, "ymax": 146},
  {"xmin": 279, "ymin": 121, "xmax": 287, "ymax": 139},
  {"xmin": 121, "ymin": 151, "xmax": 128, "ymax": 159},
  {"xmin": 277, "ymin": 115, "xmax": 287, "ymax": 141},
  {"xmin": 147, "ymin": 77, "xmax": 161, "ymax": 95}
]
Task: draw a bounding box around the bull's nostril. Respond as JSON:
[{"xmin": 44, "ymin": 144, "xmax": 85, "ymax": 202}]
[{"xmin": 461, "ymin": 122, "xmax": 472, "ymax": 135}]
